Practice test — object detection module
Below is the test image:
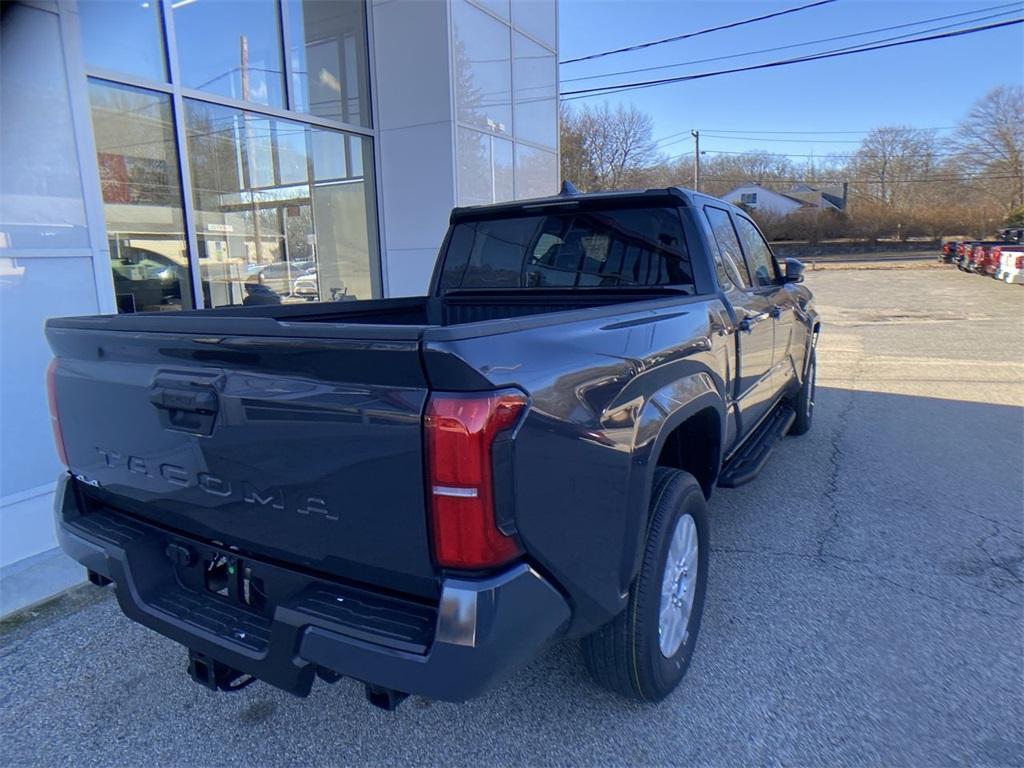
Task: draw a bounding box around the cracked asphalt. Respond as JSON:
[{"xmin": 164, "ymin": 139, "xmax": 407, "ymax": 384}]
[{"xmin": 2, "ymin": 267, "xmax": 1022, "ymax": 767}]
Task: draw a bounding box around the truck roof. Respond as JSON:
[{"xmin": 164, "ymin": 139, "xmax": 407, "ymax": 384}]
[{"xmin": 449, "ymin": 185, "xmax": 709, "ymax": 222}]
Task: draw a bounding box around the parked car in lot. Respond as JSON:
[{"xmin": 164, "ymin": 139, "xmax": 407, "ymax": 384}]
[
  {"xmin": 960, "ymin": 241, "xmax": 1008, "ymax": 273},
  {"xmin": 939, "ymin": 241, "xmax": 958, "ymax": 263},
  {"xmin": 45, "ymin": 186, "xmax": 819, "ymax": 709},
  {"xmin": 996, "ymin": 245, "xmax": 1024, "ymax": 284}
]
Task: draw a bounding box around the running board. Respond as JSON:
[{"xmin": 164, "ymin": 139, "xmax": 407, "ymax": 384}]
[{"xmin": 717, "ymin": 404, "xmax": 796, "ymax": 488}]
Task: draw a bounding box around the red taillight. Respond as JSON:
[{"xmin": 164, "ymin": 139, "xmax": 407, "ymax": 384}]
[
  {"xmin": 425, "ymin": 390, "xmax": 526, "ymax": 569},
  {"xmin": 46, "ymin": 358, "xmax": 69, "ymax": 466},
  {"xmin": 1016, "ymin": 255, "xmax": 1024, "ymax": 269}
]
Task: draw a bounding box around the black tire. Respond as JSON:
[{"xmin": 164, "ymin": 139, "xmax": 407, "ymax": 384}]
[
  {"xmin": 581, "ymin": 468, "xmax": 709, "ymax": 702},
  {"xmin": 789, "ymin": 347, "xmax": 816, "ymax": 436}
]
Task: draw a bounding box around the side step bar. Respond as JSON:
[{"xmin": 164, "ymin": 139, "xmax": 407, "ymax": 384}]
[{"xmin": 718, "ymin": 404, "xmax": 796, "ymax": 488}]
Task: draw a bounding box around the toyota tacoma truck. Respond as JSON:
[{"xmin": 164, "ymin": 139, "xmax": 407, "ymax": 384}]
[{"xmin": 45, "ymin": 186, "xmax": 819, "ymax": 709}]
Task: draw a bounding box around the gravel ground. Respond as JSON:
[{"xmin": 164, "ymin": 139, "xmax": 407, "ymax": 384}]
[{"xmin": 2, "ymin": 267, "xmax": 1022, "ymax": 767}]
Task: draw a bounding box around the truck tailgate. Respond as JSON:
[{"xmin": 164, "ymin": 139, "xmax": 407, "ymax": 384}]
[{"xmin": 46, "ymin": 323, "xmax": 437, "ymax": 598}]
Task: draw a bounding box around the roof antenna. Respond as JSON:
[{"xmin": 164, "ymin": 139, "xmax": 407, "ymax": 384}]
[{"xmin": 560, "ymin": 180, "xmax": 579, "ymax": 196}]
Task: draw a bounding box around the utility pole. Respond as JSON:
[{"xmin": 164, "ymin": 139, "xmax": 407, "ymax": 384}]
[{"xmin": 691, "ymin": 130, "xmax": 700, "ymax": 192}]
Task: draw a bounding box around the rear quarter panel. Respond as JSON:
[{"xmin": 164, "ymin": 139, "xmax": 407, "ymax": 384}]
[{"xmin": 422, "ymin": 295, "xmax": 732, "ymax": 634}]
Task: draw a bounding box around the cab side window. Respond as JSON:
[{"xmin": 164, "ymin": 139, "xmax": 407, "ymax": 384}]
[
  {"xmin": 733, "ymin": 215, "xmax": 779, "ymax": 288},
  {"xmin": 703, "ymin": 206, "xmax": 750, "ymax": 289}
]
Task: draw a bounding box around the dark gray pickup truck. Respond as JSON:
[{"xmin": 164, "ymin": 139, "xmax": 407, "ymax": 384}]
[{"xmin": 45, "ymin": 186, "xmax": 819, "ymax": 709}]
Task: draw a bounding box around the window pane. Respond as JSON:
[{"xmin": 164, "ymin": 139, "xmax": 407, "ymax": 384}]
[
  {"xmin": 512, "ymin": 0, "xmax": 556, "ymax": 49},
  {"xmin": 184, "ymin": 100, "xmax": 378, "ymax": 307},
  {"xmin": 88, "ymin": 81, "xmax": 191, "ymax": 312},
  {"xmin": 703, "ymin": 206, "xmax": 749, "ymax": 288},
  {"xmin": 474, "ymin": 0, "xmax": 509, "ymax": 20},
  {"xmin": 513, "ymin": 33, "xmax": 556, "ymax": 149},
  {"xmin": 285, "ymin": 0, "xmax": 371, "ymax": 127},
  {"xmin": 452, "ymin": 0, "xmax": 511, "ymax": 135},
  {"xmin": 441, "ymin": 207, "xmax": 693, "ymax": 291},
  {"xmin": 1, "ymin": 5, "xmax": 89, "ymax": 250},
  {"xmin": 457, "ymin": 128, "xmax": 513, "ymax": 206},
  {"xmin": 173, "ymin": 0, "xmax": 284, "ymax": 108},
  {"xmin": 733, "ymin": 215, "xmax": 778, "ymax": 287},
  {"xmin": 304, "ymin": 131, "xmax": 377, "ymax": 301},
  {"xmin": 457, "ymin": 127, "xmax": 492, "ymax": 206},
  {"xmin": 493, "ymin": 137, "xmax": 513, "ymax": 202},
  {"xmin": 79, "ymin": 0, "xmax": 167, "ymax": 81},
  {"xmin": 514, "ymin": 143, "xmax": 556, "ymax": 199}
]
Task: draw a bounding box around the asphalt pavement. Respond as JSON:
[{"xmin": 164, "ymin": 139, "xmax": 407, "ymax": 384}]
[{"xmin": 2, "ymin": 267, "xmax": 1022, "ymax": 767}]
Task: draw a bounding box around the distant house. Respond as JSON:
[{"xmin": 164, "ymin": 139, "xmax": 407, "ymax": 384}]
[{"xmin": 722, "ymin": 182, "xmax": 848, "ymax": 216}]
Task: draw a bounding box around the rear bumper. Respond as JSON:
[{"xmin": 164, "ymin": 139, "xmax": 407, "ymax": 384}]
[{"xmin": 55, "ymin": 474, "xmax": 570, "ymax": 701}]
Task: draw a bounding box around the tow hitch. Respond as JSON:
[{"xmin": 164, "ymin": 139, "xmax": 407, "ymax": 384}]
[
  {"xmin": 187, "ymin": 650, "xmax": 255, "ymax": 693},
  {"xmin": 365, "ymin": 684, "xmax": 409, "ymax": 711}
]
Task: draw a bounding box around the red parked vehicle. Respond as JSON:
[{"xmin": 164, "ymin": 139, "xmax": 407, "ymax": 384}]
[{"xmin": 984, "ymin": 246, "xmax": 1003, "ymax": 276}]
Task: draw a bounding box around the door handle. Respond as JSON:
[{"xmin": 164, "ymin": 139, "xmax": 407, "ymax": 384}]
[
  {"xmin": 150, "ymin": 387, "xmax": 218, "ymax": 414},
  {"xmin": 150, "ymin": 386, "xmax": 219, "ymax": 435},
  {"xmin": 738, "ymin": 318, "xmax": 754, "ymax": 333},
  {"xmin": 769, "ymin": 305, "xmax": 781, "ymax": 319}
]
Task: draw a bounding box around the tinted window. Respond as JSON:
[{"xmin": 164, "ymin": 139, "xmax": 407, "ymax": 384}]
[
  {"xmin": 703, "ymin": 206, "xmax": 749, "ymax": 289},
  {"xmin": 441, "ymin": 207, "xmax": 694, "ymax": 291},
  {"xmin": 734, "ymin": 215, "xmax": 778, "ymax": 287}
]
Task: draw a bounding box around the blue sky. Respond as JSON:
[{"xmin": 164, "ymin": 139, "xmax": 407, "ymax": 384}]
[{"xmin": 558, "ymin": 0, "xmax": 1024, "ymax": 162}]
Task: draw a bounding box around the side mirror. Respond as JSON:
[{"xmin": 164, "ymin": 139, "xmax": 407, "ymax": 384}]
[{"xmin": 783, "ymin": 257, "xmax": 805, "ymax": 283}]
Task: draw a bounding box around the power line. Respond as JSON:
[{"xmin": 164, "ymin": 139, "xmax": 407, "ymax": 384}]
[
  {"xmin": 658, "ymin": 174, "xmax": 1021, "ymax": 184},
  {"xmin": 699, "ymin": 148, "xmax": 968, "ymax": 159},
  {"xmin": 561, "ymin": 2, "xmax": 1022, "ymax": 84},
  {"xmin": 652, "ymin": 126, "xmax": 958, "ymax": 145},
  {"xmin": 559, "ymin": 0, "xmax": 837, "ymax": 65},
  {"xmin": 560, "ymin": 18, "xmax": 1024, "ymax": 99}
]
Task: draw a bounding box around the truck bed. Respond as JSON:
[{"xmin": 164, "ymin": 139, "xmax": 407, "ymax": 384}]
[{"xmin": 47, "ymin": 287, "xmax": 688, "ymax": 337}]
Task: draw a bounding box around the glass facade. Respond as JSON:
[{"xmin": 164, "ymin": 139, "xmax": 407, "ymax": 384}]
[
  {"xmin": 453, "ymin": 0, "xmax": 558, "ymax": 206},
  {"xmin": 77, "ymin": 0, "xmax": 379, "ymax": 311}
]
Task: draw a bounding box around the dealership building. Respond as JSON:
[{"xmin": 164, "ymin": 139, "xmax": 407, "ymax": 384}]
[{"xmin": 0, "ymin": 0, "xmax": 559, "ymax": 614}]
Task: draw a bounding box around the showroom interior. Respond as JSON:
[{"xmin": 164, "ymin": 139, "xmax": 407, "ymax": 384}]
[{"xmin": 0, "ymin": 0, "xmax": 559, "ymax": 615}]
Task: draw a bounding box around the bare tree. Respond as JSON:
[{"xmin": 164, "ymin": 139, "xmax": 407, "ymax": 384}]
[
  {"xmin": 948, "ymin": 85, "xmax": 1024, "ymax": 210},
  {"xmin": 560, "ymin": 102, "xmax": 658, "ymax": 191},
  {"xmin": 847, "ymin": 126, "xmax": 940, "ymax": 212}
]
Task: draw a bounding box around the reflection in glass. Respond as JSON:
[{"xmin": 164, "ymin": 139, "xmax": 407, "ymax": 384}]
[
  {"xmin": 286, "ymin": 0, "xmax": 371, "ymax": 127},
  {"xmin": 452, "ymin": 0, "xmax": 511, "ymax": 135},
  {"xmin": 184, "ymin": 100, "xmax": 378, "ymax": 307},
  {"xmin": 457, "ymin": 128, "xmax": 512, "ymax": 206},
  {"xmin": 87, "ymin": 81, "xmax": 191, "ymax": 312},
  {"xmin": 474, "ymin": 0, "xmax": 510, "ymax": 20},
  {"xmin": 79, "ymin": 0, "xmax": 167, "ymax": 81},
  {"xmin": 512, "ymin": 0, "xmax": 556, "ymax": 49},
  {"xmin": 1, "ymin": 4, "xmax": 89, "ymax": 250},
  {"xmin": 172, "ymin": 0, "xmax": 284, "ymax": 108},
  {"xmin": 514, "ymin": 143, "xmax": 557, "ymax": 199},
  {"xmin": 513, "ymin": 33, "xmax": 557, "ymax": 149},
  {"xmin": 493, "ymin": 137, "xmax": 514, "ymax": 202}
]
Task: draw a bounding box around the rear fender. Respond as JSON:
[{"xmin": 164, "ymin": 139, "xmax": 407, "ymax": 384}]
[{"xmin": 621, "ymin": 373, "xmax": 725, "ymax": 593}]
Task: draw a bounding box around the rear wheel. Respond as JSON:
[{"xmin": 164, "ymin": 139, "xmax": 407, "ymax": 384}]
[
  {"xmin": 581, "ymin": 468, "xmax": 709, "ymax": 702},
  {"xmin": 789, "ymin": 348, "xmax": 816, "ymax": 436}
]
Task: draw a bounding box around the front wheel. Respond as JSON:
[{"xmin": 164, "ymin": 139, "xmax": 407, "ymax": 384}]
[
  {"xmin": 581, "ymin": 468, "xmax": 709, "ymax": 702},
  {"xmin": 789, "ymin": 347, "xmax": 816, "ymax": 436}
]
